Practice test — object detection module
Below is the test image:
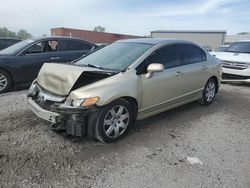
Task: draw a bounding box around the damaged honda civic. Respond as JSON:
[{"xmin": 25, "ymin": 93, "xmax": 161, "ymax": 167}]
[{"xmin": 27, "ymin": 38, "xmax": 222, "ymax": 143}]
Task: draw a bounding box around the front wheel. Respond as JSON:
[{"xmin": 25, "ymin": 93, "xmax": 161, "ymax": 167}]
[
  {"xmin": 199, "ymin": 78, "xmax": 217, "ymax": 105},
  {"xmin": 95, "ymin": 98, "xmax": 133, "ymax": 143}
]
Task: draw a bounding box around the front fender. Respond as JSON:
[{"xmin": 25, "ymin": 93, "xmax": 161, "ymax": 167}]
[{"xmin": 69, "ymin": 70, "xmax": 142, "ymax": 108}]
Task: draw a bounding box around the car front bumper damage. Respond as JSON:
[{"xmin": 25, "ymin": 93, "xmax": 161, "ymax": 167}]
[{"xmin": 27, "ymin": 97, "xmax": 98, "ymax": 137}]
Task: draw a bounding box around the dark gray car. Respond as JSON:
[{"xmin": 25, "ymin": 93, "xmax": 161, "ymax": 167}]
[
  {"xmin": 0, "ymin": 37, "xmax": 21, "ymax": 51},
  {"xmin": 0, "ymin": 36, "xmax": 97, "ymax": 93}
]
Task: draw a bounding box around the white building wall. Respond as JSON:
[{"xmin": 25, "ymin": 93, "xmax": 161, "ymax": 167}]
[
  {"xmin": 151, "ymin": 31, "xmax": 226, "ymax": 48},
  {"xmin": 225, "ymin": 34, "xmax": 250, "ymax": 44}
]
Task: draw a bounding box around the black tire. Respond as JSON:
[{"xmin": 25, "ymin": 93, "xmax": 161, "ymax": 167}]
[
  {"xmin": 95, "ymin": 98, "xmax": 133, "ymax": 143},
  {"xmin": 199, "ymin": 78, "xmax": 217, "ymax": 105},
  {"xmin": 0, "ymin": 69, "xmax": 12, "ymax": 94}
]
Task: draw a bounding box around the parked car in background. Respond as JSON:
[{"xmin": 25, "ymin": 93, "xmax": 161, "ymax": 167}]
[
  {"xmin": 213, "ymin": 45, "xmax": 230, "ymax": 52},
  {"xmin": 203, "ymin": 45, "xmax": 213, "ymax": 52},
  {"xmin": 0, "ymin": 37, "xmax": 21, "ymax": 50},
  {"xmin": 0, "ymin": 36, "xmax": 98, "ymax": 93},
  {"xmin": 211, "ymin": 41, "xmax": 250, "ymax": 82},
  {"xmin": 27, "ymin": 38, "xmax": 221, "ymax": 143}
]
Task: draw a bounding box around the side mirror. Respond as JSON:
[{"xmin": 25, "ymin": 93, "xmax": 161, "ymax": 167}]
[{"xmin": 146, "ymin": 63, "xmax": 164, "ymax": 78}]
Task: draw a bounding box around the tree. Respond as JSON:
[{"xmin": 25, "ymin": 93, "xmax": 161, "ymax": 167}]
[
  {"xmin": 93, "ymin": 26, "xmax": 105, "ymax": 32},
  {"xmin": 0, "ymin": 27, "xmax": 32, "ymax": 39},
  {"xmin": 0, "ymin": 27, "xmax": 16, "ymax": 38},
  {"xmin": 17, "ymin": 29, "xmax": 32, "ymax": 39}
]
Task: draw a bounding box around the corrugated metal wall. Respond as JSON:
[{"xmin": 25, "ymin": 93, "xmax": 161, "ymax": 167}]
[{"xmin": 51, "ymin": 27, "xmax": 142, "ymax": 44}]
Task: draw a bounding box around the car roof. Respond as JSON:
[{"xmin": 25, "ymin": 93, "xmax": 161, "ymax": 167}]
[
  {"xmin": 28, "ymin": 36, "xmax": 96, "ymax": 45},
  {"xmin": 117, "ymin": 38, "xmax": 195, "ymax": 45}
]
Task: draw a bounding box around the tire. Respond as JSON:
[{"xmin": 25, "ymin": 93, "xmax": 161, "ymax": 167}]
[
  {"xmin": 199, "ymin": 78, "xmax": 217, "ymax": 105},
  {"xmin": 0, "ymin": 69, "xmax": 12, "ymax": 94},
  {"xmin": 95, "ymin": 98, "xmax": 133, "ymax": 143}
]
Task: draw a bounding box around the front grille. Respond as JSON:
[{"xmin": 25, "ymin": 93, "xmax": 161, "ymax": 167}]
[
  {"xmin": 222, "ymin": 61, "xmax": 249, "ymax": 70},
  {"xmin": 222, "ymin": 73, "xmax": 250, "ymax": 80}
]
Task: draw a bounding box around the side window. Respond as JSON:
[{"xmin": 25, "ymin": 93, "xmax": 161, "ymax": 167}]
[
  {"xmin": 59, "ymin": 40, "xmax": 91, "ymax": 51},
  {"xmin": 182, "ymin": 44, "xmax": 205, "ymax": 65},
  {"xmin": 147, "ymin": 44, "xmax": 181, "ymax": 69},
  {"xmin": 24, "ymin": 40, "xmax": 58, "ymax": 55}
]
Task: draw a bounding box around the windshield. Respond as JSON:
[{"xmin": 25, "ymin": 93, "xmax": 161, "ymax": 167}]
[
  {"xmin": 0, "ymin": 39, "xmax": 34, "ymax": 55},
  {"xmin": 226, "ymin": 42, "xmax": 250, "ymax": 53},
  {"xmin": 75, "ymin": 42, "xmax": 153, "ymax": 71}
]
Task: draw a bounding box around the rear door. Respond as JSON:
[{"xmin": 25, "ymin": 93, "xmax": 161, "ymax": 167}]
[
  {"xmin": 57, "ymin": 39, "xmax": 95, "ymax": 62},
  {"xmin": 178, "ymin": 43, "xmax": 209, "ymax": 96},
  {"xmin": 16, "ymin": 40, "xmax": 61, "ymax": 84}
]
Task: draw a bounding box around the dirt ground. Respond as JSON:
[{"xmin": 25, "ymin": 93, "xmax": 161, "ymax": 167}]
[{"xmin": 0, "ymin": 84, "xmax": 250, "ymax": 188}]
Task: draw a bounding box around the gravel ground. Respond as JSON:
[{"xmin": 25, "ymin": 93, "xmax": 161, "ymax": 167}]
[{"xmin": 0, "ymin": 84, "xmax": 250, "ymax": 188}]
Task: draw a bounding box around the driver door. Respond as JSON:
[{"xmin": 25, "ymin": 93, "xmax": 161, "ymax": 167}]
[{"xmin": 138, "ymin": 44, "xmax": 185, "ymax": 115}]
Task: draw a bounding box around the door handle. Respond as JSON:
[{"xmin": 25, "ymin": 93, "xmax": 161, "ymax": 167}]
[
  {"xmin": 176, "ymin": 71, "xmax": 184, "ymax": 76},
  {"xmin": 50, "ymin": 57, "xmax": 60, "ymax": 60}
]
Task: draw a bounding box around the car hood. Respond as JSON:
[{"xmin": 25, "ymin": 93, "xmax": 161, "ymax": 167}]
[
  {"xmin": 210, "ymin": 52, "xmax": 250, "ymax": 63},
  {"xmin": 36, "ymin": 63, "xmax": 114, "ymax": 96}
]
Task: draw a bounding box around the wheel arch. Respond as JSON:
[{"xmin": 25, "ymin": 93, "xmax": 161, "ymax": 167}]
[
  {"xmin": 87, "ymin": 96, "xmax": 139, "ymax": 138},
  {"xmin": 121, "ymin": 96, "xmax": 138, "ymax": 122},
  {"xmin": 209, "ymin": 76, "xmax": 219, "ymax": 93},
  {"xmin": 0, "ymin": 67, "xmax": 14, "ymax": 88}
]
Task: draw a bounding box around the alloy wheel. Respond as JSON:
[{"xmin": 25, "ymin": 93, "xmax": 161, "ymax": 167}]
[
  {"xmin": 103, "ymin": 105, "xmax": 130, "ymax": 138},
  {"xmin": 0, "ymin": 73, "xmax": 7, "ymax": 92},
  {"xmin": 205, "ymin": 82, "xmax": 215, "ymax": 102}
]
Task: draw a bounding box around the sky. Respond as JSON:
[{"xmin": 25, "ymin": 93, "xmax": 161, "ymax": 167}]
[{"xmin": 0, "ymin": 0, "xmax": 249, "ymax": 37}]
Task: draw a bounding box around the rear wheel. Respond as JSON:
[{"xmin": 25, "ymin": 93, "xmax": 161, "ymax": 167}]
[
  {"xmin": 95, "ymin": 98, "xmax": 133, "ymax": 143},
  {"xmin": 199, "ymin": 78, "xmax": 216, "ymax": 105},
  {"xmin": 0, "ymin": 69, "xmax": 12, "ymax": 94}
]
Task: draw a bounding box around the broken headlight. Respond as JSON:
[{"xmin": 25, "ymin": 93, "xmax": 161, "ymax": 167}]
[
  {"xmin": 27, "ymin": 84, "xmax": 38, "ymax": 97},
  {"xmin": 71, "ymin": 97, "xmax": 99, "ymax": 107}
]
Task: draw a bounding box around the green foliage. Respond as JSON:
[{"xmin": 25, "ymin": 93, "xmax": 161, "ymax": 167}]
[
  {"xmin": 17, "ymin": 29, "xmax": 32, "ymax": 39},
  {"xmin": 93, "ymin": 26, "xmax": 105, "ymax": 32},
  {"xmin": 0, "ymin": 27, "xmax": 33, "ymax": 39}
]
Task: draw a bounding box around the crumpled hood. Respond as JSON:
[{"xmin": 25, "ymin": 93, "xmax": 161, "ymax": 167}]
[
  {"xmin": 37, "ymin": 63, "xmax": 109, "ymax": 96},
  {"xmin": 211, "ymin": 52, "xmax": 250, "ymax": 63}
]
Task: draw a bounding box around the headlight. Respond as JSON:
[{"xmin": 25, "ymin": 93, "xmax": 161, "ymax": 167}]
[
  {"xmin": 27, "ymin": 84, "xmax": 38, "ymax": 97},
  {"xmin": 72, "ymin": 97, "xmax": 99, "ymax": 107}
]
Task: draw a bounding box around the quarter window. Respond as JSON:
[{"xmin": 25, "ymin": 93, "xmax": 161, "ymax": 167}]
[
  {"xmin": 148, "ymin": 44, "xmax": 181, "ymax": 69},
  {"xmin": 182, "ymin": 44, "xmax": 206, "ymax": 65}
]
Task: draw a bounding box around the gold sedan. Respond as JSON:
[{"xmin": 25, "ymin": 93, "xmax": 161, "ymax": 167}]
[{"xmin": 27, "ymin": 38, "xmax": 222, "ymax": 143}]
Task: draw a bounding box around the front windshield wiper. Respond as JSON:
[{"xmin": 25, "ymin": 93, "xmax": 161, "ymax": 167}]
[
  {"xmin": 87, "ymin": 64, "xmax": 101, "ymax": 68},
  {"xmin": 78, "ymin": 63, "xmax": 120, "ymax": 72}
]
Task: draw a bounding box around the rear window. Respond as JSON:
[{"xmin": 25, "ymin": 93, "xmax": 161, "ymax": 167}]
[
  {"xmin": 0, "ymin": 39, "xmax": 20, "ymax": 50},
  {"xmin": 59, "ymin": 40, "xmax": 93, "ymax": 51},
  {"xmin": 182, "ymin": 44, "xmax": 206, "ymax": 65}
]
